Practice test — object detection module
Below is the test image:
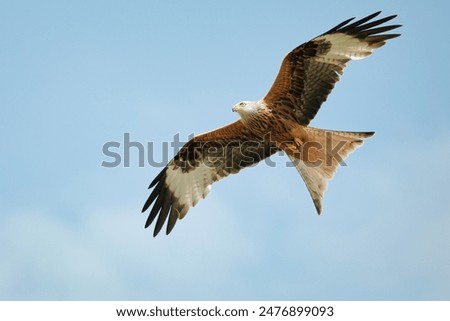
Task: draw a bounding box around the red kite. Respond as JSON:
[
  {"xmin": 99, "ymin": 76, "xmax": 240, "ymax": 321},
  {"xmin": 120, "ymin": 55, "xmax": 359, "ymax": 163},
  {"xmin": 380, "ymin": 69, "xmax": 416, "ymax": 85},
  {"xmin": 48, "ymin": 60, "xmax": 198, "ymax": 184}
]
[{"xmin": 142, "ymin": 12, "xmax": 401, "ymax": 236}]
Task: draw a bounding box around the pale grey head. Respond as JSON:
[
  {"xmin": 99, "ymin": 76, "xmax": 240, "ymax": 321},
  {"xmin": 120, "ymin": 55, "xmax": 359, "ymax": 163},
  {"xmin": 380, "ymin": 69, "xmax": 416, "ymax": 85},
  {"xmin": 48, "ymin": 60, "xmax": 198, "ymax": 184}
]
[{"xmin": 232, "ymin": 100, "xmax": 268, "ymax": 122}]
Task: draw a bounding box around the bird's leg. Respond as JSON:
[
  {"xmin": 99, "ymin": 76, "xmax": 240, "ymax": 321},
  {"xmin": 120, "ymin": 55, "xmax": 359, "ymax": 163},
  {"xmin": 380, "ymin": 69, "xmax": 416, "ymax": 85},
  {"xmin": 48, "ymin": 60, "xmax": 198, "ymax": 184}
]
[{"xmin": 284, "ymin": 137, "xmax": 303, "ymax": 153}]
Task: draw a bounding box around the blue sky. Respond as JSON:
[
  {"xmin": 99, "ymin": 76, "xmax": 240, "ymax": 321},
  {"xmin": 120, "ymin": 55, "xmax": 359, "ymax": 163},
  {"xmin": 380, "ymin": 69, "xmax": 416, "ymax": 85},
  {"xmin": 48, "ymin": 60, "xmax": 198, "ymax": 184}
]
[{"xmin": 1, "ymin": 0, "xmax": 449, "ymax": 300}]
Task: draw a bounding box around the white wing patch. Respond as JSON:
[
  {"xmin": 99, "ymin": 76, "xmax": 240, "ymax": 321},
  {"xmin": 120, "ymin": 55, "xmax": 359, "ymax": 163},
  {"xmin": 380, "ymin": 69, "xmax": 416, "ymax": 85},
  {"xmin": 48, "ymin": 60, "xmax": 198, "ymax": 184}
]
[
  {"xmin": 316, "ymin": 33, "xmax": 384, "ymax": 62},
  {"xmin": 165, "ymin": 162, "xmax": 215, "ymax": 219}
]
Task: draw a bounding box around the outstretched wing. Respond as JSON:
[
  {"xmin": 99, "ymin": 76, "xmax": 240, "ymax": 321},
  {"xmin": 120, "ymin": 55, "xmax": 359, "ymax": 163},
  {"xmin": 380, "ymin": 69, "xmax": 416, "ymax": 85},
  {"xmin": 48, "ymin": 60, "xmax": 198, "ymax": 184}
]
[
  {"xmin": 263, "ymin": 11, "xmax": 401, "ymax": 126},
  {"xmin": 142, "ymin": 120, "xmax": 278, "ymax": 236}
]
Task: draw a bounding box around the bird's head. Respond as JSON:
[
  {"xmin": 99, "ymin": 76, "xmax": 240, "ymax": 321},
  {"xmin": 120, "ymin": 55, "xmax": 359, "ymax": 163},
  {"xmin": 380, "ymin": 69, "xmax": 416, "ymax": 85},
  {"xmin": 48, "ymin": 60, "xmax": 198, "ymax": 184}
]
[{"xmin": 232, "ymin": 101, "xmax": 262, "ymax": 119}]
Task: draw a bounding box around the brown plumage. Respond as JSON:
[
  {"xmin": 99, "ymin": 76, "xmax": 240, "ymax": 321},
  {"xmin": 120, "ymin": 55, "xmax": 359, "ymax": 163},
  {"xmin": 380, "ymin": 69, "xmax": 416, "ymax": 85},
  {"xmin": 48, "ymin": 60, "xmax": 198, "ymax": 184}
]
[{"xmin": 142, "ymin": 11, "xmax": 401, "ymax": 236}]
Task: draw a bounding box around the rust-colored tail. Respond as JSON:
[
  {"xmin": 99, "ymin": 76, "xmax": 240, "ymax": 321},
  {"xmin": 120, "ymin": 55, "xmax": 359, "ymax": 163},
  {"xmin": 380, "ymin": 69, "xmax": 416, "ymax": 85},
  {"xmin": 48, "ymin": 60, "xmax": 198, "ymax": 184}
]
[{"xmin": 284, "ymin": 127, "xmax": 374, "ymax": 214}]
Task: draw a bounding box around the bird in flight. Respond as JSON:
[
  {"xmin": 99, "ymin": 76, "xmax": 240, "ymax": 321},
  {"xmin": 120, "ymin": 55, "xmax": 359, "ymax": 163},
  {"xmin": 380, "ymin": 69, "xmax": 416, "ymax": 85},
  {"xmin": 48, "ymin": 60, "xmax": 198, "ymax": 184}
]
[{"xmin": 142, "ymin": 11, "xmax": 401, "ymax": 236}]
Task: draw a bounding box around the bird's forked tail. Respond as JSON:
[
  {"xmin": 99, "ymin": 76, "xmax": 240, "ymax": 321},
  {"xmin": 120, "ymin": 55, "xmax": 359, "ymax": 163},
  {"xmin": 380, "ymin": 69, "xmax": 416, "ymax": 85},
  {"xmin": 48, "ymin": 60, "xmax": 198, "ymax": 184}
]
[{"xmin": 282, "ymin": 127, "xmax": 374, "ymax": 214}]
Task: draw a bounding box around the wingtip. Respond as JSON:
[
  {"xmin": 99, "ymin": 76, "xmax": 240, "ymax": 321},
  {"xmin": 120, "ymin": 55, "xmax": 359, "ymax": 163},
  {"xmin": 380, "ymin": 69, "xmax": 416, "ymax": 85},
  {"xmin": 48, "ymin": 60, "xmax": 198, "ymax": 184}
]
[
  {"xmin": 141, "ymin": 201, "xmax": 150, "ymax": 213},
  {"xmin": 149, "ymin": 167, "xmax": 168, "ymax": 188},
  {"xmin": 153, "ymin": 221, "xmax": 163, "ymax": 237},
  {"xmin": 326, "ymin": 11, "xmax": 401, "ymax": 39},
  {"xmin": 373, "ymin": 10, "xmax": 382, "ymax": 17},
  {"xmin": 384, "ymin": 13, "xmax": 398, "ymax": 20},
  {"xmin": 386, "ymin": 33, "xmax": 402, "ymax": 40}
]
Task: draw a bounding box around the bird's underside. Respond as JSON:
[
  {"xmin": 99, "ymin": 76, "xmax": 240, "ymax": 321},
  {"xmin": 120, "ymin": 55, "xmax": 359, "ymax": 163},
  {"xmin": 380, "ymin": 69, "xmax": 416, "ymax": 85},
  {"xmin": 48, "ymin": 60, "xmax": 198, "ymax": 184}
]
[{"xmin": 142, "ymin": 11, "xmax": 401, "ymax": 236}]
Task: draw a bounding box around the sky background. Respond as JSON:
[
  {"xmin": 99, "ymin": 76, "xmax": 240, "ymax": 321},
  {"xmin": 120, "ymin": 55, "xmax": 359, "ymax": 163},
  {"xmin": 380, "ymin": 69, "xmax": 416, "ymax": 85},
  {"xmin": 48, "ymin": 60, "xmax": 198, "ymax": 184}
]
[{"xmin": 1, "ymin": 0, "xmax": 449, "ymax": 300}]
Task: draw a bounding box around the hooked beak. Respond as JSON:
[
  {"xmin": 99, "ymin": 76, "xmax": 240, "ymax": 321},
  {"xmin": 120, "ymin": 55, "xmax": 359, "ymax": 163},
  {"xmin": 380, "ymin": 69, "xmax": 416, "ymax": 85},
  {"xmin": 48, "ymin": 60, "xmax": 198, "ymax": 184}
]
[{"xmin": 232, "ymin": 105, "xmax": 240, "ymax": 112}]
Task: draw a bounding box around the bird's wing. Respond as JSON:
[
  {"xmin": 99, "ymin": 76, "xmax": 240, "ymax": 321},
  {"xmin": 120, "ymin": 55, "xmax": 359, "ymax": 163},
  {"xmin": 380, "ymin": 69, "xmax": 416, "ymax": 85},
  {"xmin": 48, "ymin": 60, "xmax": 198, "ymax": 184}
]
[
  {"xmin": 263, "ymin": 11, "xmax": 401, "ymax": 126},
  {"xmin": 142, "ymin": 120, "xmax": 278, "ymax": 236}
]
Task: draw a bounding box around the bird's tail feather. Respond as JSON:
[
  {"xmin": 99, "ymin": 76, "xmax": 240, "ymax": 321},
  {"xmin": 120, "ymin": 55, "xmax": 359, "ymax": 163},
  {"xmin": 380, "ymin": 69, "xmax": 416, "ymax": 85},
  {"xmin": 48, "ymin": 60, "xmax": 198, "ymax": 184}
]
[{"xmin": 284, "ymin": 127, "xmax": 374, "ymax": 214}]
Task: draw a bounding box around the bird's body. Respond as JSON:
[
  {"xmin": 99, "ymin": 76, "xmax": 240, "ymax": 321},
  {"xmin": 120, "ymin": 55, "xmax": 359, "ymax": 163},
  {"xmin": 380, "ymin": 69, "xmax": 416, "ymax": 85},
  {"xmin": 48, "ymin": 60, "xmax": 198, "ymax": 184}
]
[{"xmin": 142, "ymin": 12, "xmax": 401, "ymax": 236}]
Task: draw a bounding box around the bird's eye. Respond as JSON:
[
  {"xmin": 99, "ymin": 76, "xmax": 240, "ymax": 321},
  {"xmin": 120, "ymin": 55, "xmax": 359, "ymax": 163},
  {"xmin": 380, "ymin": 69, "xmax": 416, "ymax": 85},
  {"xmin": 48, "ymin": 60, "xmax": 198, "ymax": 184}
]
[{"xmin": 239, "ymin": 102, "xmax": 245, "ymax": 106}]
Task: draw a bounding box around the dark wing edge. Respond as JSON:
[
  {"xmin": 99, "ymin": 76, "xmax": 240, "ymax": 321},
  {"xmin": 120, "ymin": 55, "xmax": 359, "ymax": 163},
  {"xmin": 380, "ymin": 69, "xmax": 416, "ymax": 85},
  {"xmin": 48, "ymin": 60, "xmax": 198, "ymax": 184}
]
[
  {"xmin": 141, "ymin": 166, "xmax": 172, "ymax": 236},
  {"xmin": 322, "ymin": 11, "xmax": 401, "ymax": 43},
  {"xmin": 263, "ymin": 11, "xmax": 401, "ymax": 126},
  {"xmin": 141, "ymin": 123, "xmax": 278, "ymax": 237}
]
